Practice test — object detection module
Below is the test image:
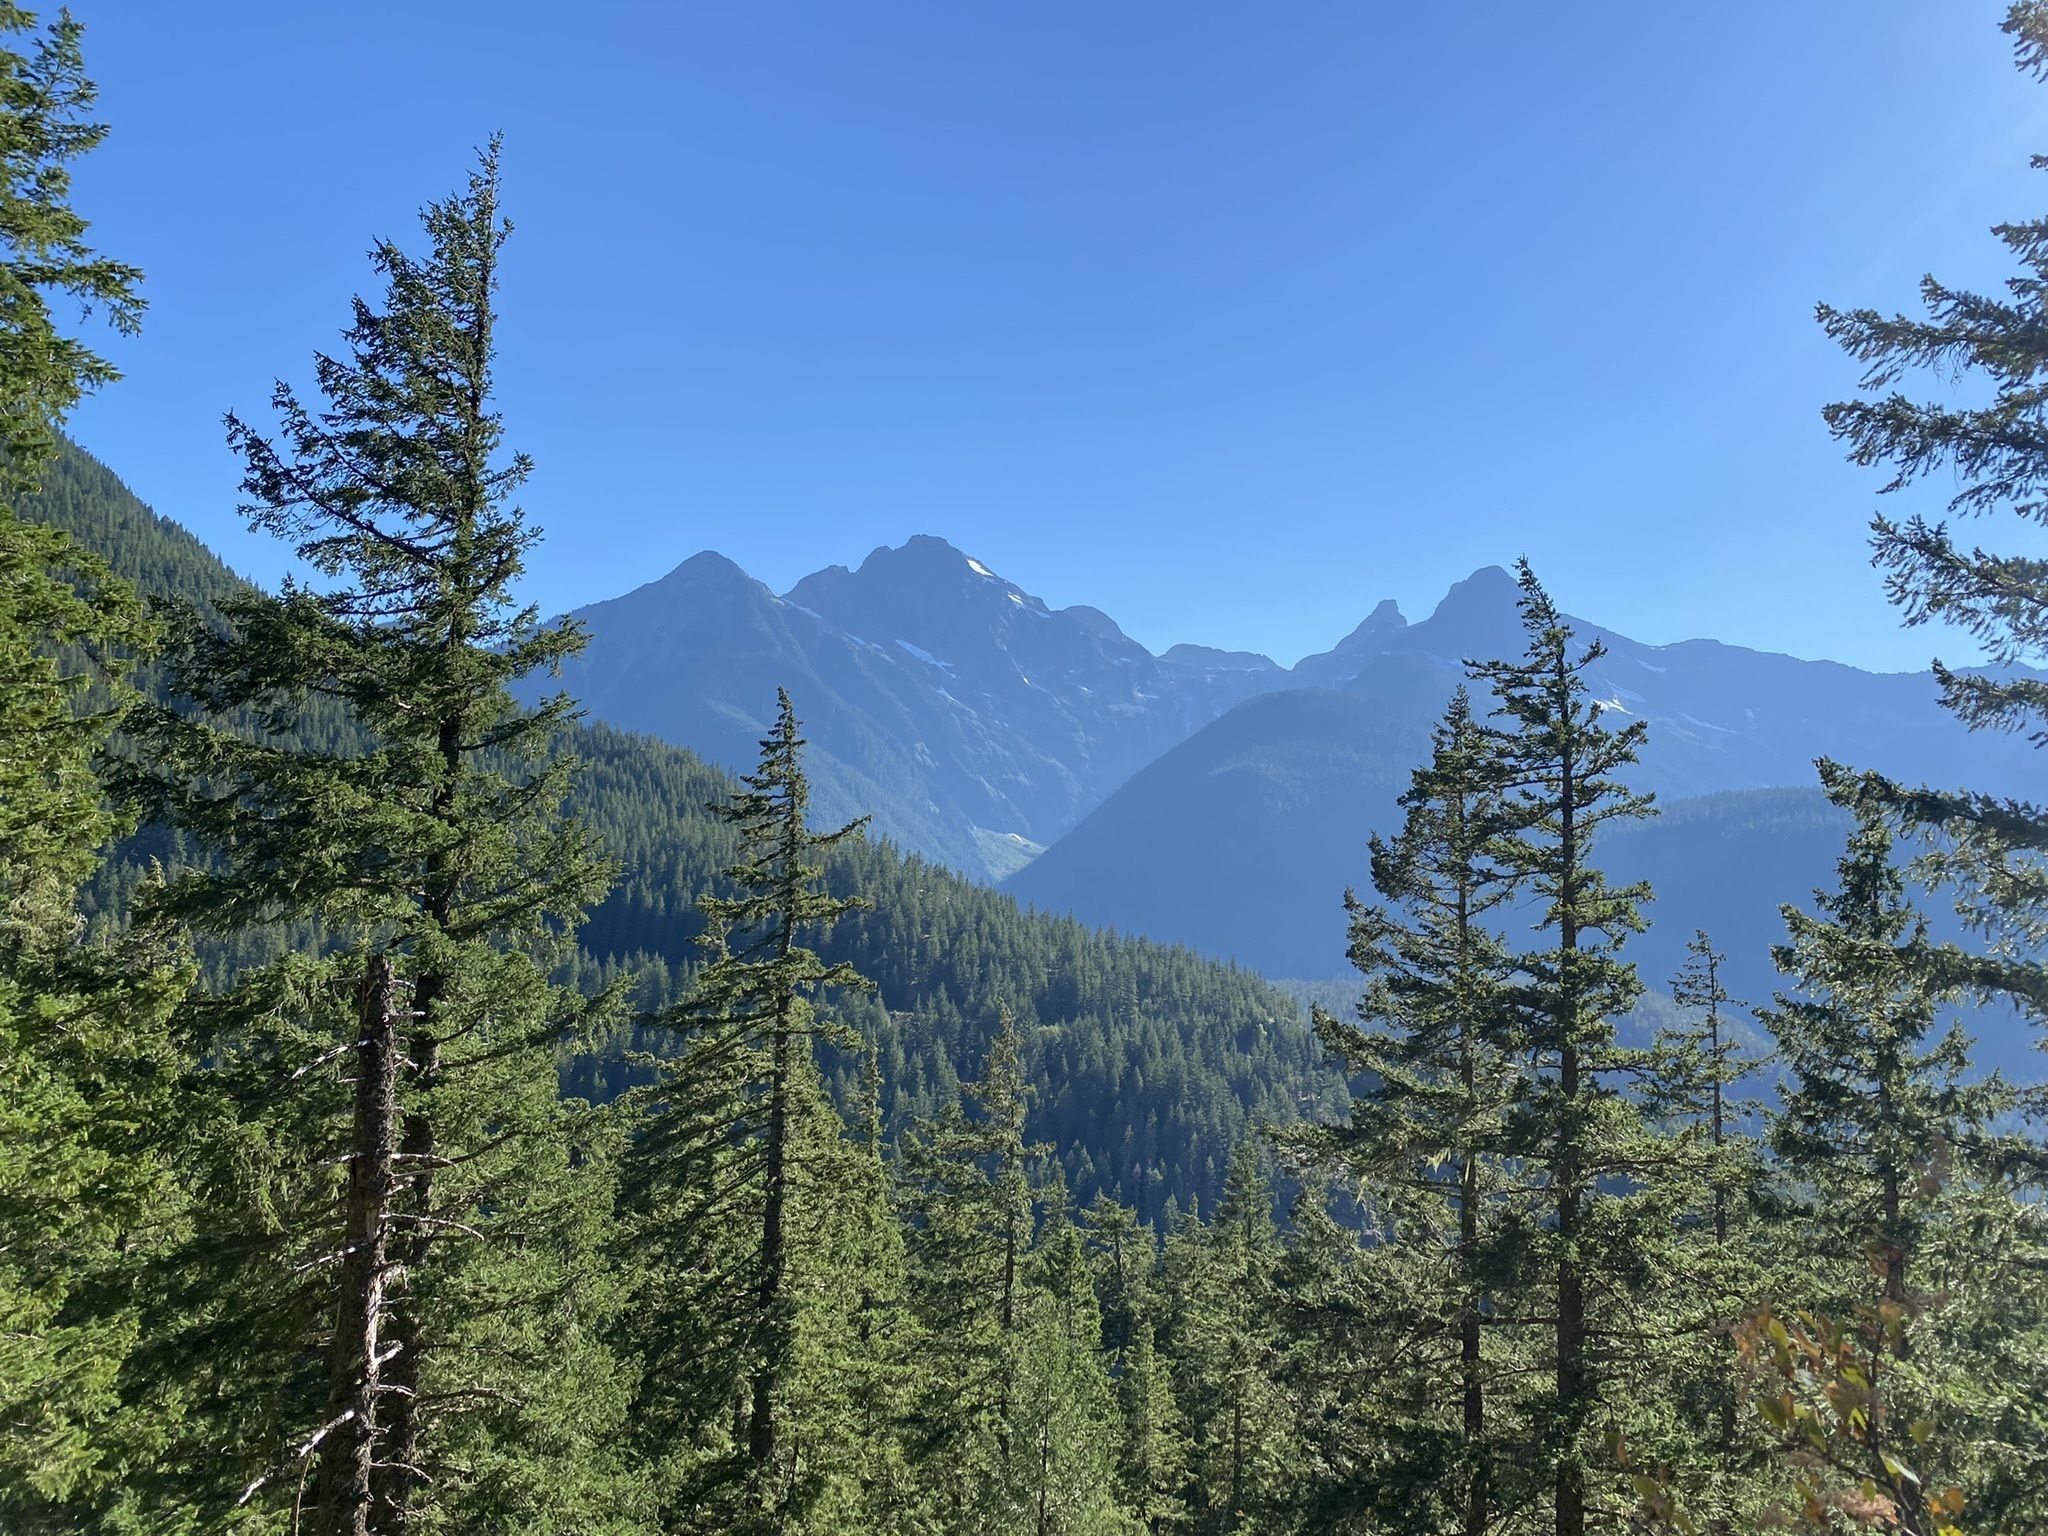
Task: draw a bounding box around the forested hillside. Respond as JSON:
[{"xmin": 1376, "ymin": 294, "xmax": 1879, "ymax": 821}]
[
  {"xmin": 12, "ymin": 7, "xmax": 2048, "ymax": 1536},
  {"xmin": 33, "ymin": 439, "xmax": 1334, "ymax": 1220}
]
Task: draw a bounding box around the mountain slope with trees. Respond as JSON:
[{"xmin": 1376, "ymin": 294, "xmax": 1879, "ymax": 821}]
[
  {"xmin": 11, "ymin": 5, "xmax": 2048, "ymax": 1532},
  {"xmin": 34, "ymin": 437, "xmax": 1332, "ymax": 1224}
]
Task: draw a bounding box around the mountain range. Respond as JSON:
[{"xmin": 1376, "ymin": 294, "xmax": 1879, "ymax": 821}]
[
  {"xmin": 1009, "ymin": 564, "xmax": 2039, "ymax": 1002},
  {"xmin": 529, "ymin": 534, "xmax": 1289, "ymax": 877},
  {"xmin": 42, "ymin": 443, "xmax": 2045, "ymax": 1090},
  {"xmin": 535, "ymin": 542, "xmax": 2038, "ymax": 1016}
]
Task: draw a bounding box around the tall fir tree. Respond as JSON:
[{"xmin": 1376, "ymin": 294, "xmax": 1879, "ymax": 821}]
[
  {"xmin": 1644, "ymin": 929, "xmax": 1771, "ymax": 1489},
  {"xmin": 901, "ymin": 1007, "xmax": 1047, "ymax": 1532},
  {"xmin": 1471, "ymin": 562, "xmax": 1701, "ymax": 1536},
  {"xmin": 1116, "ymin": 1314, "xmax": 1190, "ymax": 1533},
  {"xmin": 619, "ymin": 687, "xmax": 879, "ymax": 1532},
  {"xmin": 1157, "ymin": 1144, "xmax": 1295, "ymax": 1535},
  {"xmin": 130, "ymin": 146, "xmax": 637, "ymax": 1534},
  {"xmin": 1815, "ymin": 0, "xmax": 2048, "ymax": 1050},
  {"xmin": 1005, "ymin": 1181, "xmax": 1128, "ymax": 1536},
  {"xmin": 1811, "ymin": 10, "xmax": 2048, "ymax": 1527},
  {"xmin": 1288, "ymin": 686, "xmax": 1523, "ymax": 1536},
  {"xmin": 1759, "ymin": 797, "xmax": 2045, "ymax": 1532},
  {"xmin": 0, "ymin": 8, "xmax": 188, "ymax": 1528}
]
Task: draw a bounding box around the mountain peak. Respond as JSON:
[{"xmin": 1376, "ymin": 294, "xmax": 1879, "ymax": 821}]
[
  {"xmin": 1288, "ymin": 596, "xmax": 1408, "ymax": 683},
  {"xmin": 1425, "ymin": 564, "xmax": 1520, "ymax": 625},
  {"xmin": 667, "ymin": 548, "xmax": 750, "ymax": 581},
  {"xmin": 1335, "ymin": 597, "xmax": 1407, "ymax": 647},
  {"xmin": 869, "ymin": 533, "xmax": 1006, "ymax": 579},
  {"xmin": 1063, "ymin": 604, "xmax": 1129, "ymax": 642},
  {"xmin": 1407, "ymin": 564, "xmax": 1535, "ymax": 661}
]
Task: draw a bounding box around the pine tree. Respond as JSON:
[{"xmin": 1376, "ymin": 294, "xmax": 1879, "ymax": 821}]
[
  {"xmin": 1116, "ymin": 1317, "xmax": 1190, "ymax": 1532},
  {"xmin": 1471, "ymin": 561, "xmax": 1694, "ymax": 1536},
  {"xmin": 131, "ymin": 146, "xmax": 636, "ymax": 1534},
  {"xmin": 0, "ymin": 8, "xmax": 185, "ymax": 1526},
  {"xmin": 1658, "ymin": 933, "xmax": 1751, "ymax": 1257},
  {"xmin": 1758, "ymin": 799, "xmax": 2042, "ymax": 1532},
  {"xmin": 1158, "ymin": 1144, "xmax": 1294, "ymax": 1535},
  {"xmin": 1797, "ymin": 9, "xmax": 2048, "ymax": 1525},
  {"xmin": 1081, "ymin": 1192, "xmax": 1146, "ymax": 1376},
  {"xmin": 1814, "ymin": 2, "xmax": 2048, "ymax": 1042},
  {"xmin": 621, "ymin": 687, "xmax": 876, "ymax": 1530},
  {"xmin": 1006, "ymin": 1182, "xmax": 1128, "ymax": 1536},
  {"xmin": 1288, "ymin": 686, "xmax": 1522, "ymax": 1536},
  {"xmin": 901, "ymin": 1007, "xmax": 1047, "ymax": 1531},
  {"xmin": 1645, "ymin": 930, "xmax": 1770, "ymax": 1478}
]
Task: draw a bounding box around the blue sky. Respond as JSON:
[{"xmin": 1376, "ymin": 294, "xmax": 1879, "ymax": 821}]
[{"xmin": 59, "ymin": 1, "xmax": 2048, "ymax": 669}]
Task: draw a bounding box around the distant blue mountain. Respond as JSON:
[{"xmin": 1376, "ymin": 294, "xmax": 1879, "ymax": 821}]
[{"xmin": 537, "ymin": 549, "xmax": 2038, "ymax": 1019}]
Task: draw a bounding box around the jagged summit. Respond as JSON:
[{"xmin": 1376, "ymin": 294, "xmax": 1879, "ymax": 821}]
[
  {"xmin": 785, "ymin": 533, "xmax": 1037, "ymax": 617},
  {"xmin": 1292, "ymin": 595, "xmax": 1409, "ymax": 683},
  {"xmin": 544, "ymin": 545, "xmax": 2026, "ymax": 895},
  {"xmin": 1331, "ymin": 596, "xmax": 1408, "ymax": 647}
]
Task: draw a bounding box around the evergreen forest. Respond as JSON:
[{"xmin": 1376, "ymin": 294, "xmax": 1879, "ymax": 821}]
[{"xmin": 9, "ymin": 6, "xmax": 2048, "ymax": 1535}]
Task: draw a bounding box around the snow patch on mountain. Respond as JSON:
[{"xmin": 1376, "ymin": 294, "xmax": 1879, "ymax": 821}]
[{"xmin": 896, "ymin": 639, "xmax": 955, "ymax": 672}]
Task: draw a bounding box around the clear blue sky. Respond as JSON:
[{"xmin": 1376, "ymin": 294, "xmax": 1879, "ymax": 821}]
[{"xmin": 59, "ymin": 1, "xmax": 2048, "ymax": 669}]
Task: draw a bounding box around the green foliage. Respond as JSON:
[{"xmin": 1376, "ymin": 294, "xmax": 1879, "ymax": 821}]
[
  {"xmin": 13, "ymin": 6, "xmax": 2048, "ymax": 1526},
  {"xmin": 1758, "ymin": 796, "xmax": 2048, "ymax": 1533},
  {"xmin": 121, "ymin": 148, "xmax": 637, "ymax": 1534},
  {"xmin": 1285, "ymin": 686, "xmax": 1525, "ymax": 1534},
  {"xmin": 31, "ymin": 431, "xmax": 1334, "ymax": 1225},
  {"xmin": 617, "ymin": 692, "xmax": 891, "ymax": 1531},
  {"xmin": 0, "ymin": 8, "xmax": 187, "ymax": 1527},
  {"xmin": 1816, "ymin": 0, "xmax": 2048, "ymax": 1071}
]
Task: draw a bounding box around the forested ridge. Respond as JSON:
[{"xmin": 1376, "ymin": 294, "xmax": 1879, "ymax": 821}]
[
  {"xmin": 28, "ymin": 439, "xmax": 1331, "ymax": 1221},
  {"xmin": 9, "ymin": 6, "xmax": 2048, "ymax": 1536}
]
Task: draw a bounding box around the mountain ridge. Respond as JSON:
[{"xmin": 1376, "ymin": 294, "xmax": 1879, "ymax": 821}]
[{"xmin": 536, "ymin": 537, "xmax": 2037, "ymax": 881}]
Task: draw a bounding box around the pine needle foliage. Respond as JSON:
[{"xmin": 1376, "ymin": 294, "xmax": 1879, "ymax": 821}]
[{"xmin": 126, "ymin": 145, "xmax": 637, "ymax": 1535}]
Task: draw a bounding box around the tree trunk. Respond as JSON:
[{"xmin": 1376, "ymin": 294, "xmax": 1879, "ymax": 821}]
[
  {"xmin": 1456, "ymin": 856, "xmax": 1489, "ymax": 1536},
  {"xmin": 374, "ymin": 976, "xmax": 440, "ymax": 1531},
  {"xmin": 748, "ymin": 1005, "xmax": 792, "ymax": 1468},
  {"xmin": 311, "ymin": 956, "xmax": 399, "ymax": 1536},
  {"xmin": 1555, "ymin": 732, "xmax": 1586, "ymax": 1536},
  {"xmin": 375, "ymin": 710, "xmax": 462, "ymax": 1528},
  {"xmin": 1462, "ymin": 1148, "xmax": 1486, "ymax": 1536}
]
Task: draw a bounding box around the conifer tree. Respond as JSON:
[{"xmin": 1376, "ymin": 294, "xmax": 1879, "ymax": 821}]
[
  {"xmin": 1158, "ymin": 1144, "xmax": 1294, "ymax": 1535},
  {"xmin": 1759, "ymin": 799, "xmax": 2043, "ymax": 1532},
  {"xmin": 132, "ymin": 146, "xmax": 635, "ymax": 1534},
  {"xmin": 1801, "ymin": 10, "xmax": 2048, "ymax": 1527},
  {"xmin": 1081, "ymin": 1192, "xmax": 1146, "ymax": 1375},
  {"xmin": 902, "ymin": 1008, "xmax": 1047, "ymax": 1529},
  {"xmin": 1471, "ymin": 562, "xmax": 1692, "ymax": 1536},
  {"xmin": 1646, "ymin": 930, "xmax": 1770, "ymax": 1476},
  {"xmin": 1289, "ymin": 686, "xmax": 1521, "ymax": 1536},
  {"xmin": 0, "ymin": 9, "xmax": 186, "ymax": 1525},
  {"xmin": 1658, "ymin": 933, "xmax": 1751, "ymax": 1255},
  {"xmin": 1815, "ymin": 1, "xmax": 2048, "ymax": 1041},
  {"xmin": 1116, "ymin": 1317, "xmax": 1190, "ymax": 1532},
  {"xmin": 1004, "ymin": 1182, "xmax": 1128, "ymax": 1536},
  {"xmin": 621, "ymin": 688, "xmax": 876, "ymax": 1530}
]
